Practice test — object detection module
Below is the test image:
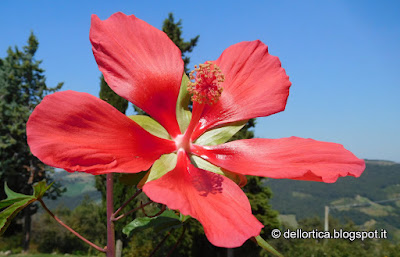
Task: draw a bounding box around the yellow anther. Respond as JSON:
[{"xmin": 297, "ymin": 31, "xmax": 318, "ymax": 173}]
[{"xmin": 187, "ymin": 61, "xmax": 225, "ymax": 105}]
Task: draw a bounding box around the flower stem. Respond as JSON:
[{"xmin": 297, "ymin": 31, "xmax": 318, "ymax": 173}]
[
  {"xmin": 166, "ymin": 225, "xmax": 187, "ymax": 257},
  {"xmin": 113, "ymin": 189, "xmax": 142, "ymax": 218},
  {"xmin": 113, "ymin": 200, "xmax": 153, "ymax": 221},
  {"xmin": 38, "ymin": 199, "xmax": 106, "ymax": 253},
  {"xmin": 106, "ymin": 173, "xmax": 115, "ymax": 257}
]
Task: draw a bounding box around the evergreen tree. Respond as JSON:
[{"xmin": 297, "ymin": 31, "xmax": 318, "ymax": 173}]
[
  {"xmin": 99, "ymin": 75, "xmax": 128, "ymax": 114},
  {"xmin": 162, "ymin": 13, "xmax": 199, "ymax": 74},
  {"xmin": 0, "ymin": 33, "xmax": 63, "ymax": 251},
  {"xmin": 239, "ymin": 177, "xmax": 280, "ymax": 257}
]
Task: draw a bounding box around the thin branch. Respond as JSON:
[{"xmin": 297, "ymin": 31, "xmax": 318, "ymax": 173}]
[
  {"xmin": 113, "ymin": 189, "xmax": 142, "ymax": 217},
  {"xmin": 38, "ymin": 199, "xmax": 106, "ymax": 253},
  {"xmin": 113, "ymin": 200, "xmax": 153, "ymax": 221},
  {"xmin": 166, "ymin": 225, "xmax": 187, "ymax": 257},
  {"xmin": 148, "ymin": 230, "xmax": 173, "ymax": 257}
]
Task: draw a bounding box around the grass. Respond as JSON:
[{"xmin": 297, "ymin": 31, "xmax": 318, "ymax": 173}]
[
  {"xmin": 8, "ymin": 254, "xmax": 100, "ymax": 257},
  {"xmin": 9, "ymin": 255, "xmax": 67, "ymax": 257}
]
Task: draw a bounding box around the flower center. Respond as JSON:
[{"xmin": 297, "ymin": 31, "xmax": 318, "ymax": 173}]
[
  {"xmin": 174, "ymin": 134, "xmax": 191, "ymax": 153},
  {"xmin": 187, "ymin": 61, "xmax": 225, "ymax": 105}
]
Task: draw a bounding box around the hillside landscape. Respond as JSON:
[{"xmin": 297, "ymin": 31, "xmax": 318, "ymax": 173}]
[
  {"xmin": 265, "ymin": 160, "xmax": 400, "ymax": 240},
  {"xmin": 48, "ymin": 160, "xmax": 400, "ymax": 240},
  {"xmin": 44, "ymin": 170, "xmax": 101, "ymax": 210}
]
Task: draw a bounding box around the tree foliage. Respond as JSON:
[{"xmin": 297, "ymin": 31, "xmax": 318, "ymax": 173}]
[
  {"xmin": 0, "ymin": 33, "xmax": 63, "ymax": 250},
  {"xmin": 32, "ymin": 196, "xmax": 106, "ymax": 255},
  {"xmin": 99, "ymin": 75, "xmax": 128, "ymax": 114},
  {"xmin": 0, "ymin": 33, "xmax": 63, "ymax": 197},
  {"xmin": 162, "ymin": 13, "xmax": 199, "ymax": 74}
]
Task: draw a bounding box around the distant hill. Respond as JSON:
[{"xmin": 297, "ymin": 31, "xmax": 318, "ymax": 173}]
[
  {"xmin": 265, "ymin": 160, "xmax": 400, "ymax": 240},
  {"xmin": 44, "ymin": 170, "xmax": 101, "ymax": 210},
  {"xmin": 46, "ymin": 160, "xmax": 400, "ymax": 240}
]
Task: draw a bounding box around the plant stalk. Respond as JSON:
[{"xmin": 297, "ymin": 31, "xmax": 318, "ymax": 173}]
[
  {"xmin": 113, "ymin": 189, "xmax": 142, "ymax": 217},
  {"xmin": 38, "ymin": 199, "xmax": 106, "ymax": 253},
  {"xmin": 113, "ymin": 200, "xmax": 153, "ymax": 221},
  {"xmin": 106, "ymin": 173, "xmax": 115, "ymax": 257}
]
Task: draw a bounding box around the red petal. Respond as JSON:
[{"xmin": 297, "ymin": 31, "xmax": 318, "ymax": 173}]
[
  {"xmin": 143, "ymin": 151, "xmax": 263, "ymax": 247},
  {"xmin": 90, "ymin": 12, "xmax": 183, "ymax": 137},
  {"xmin": 191, "ymin": 40, "xmax": 291, "ymax": 140},
  {"xmin": 192, "ymin": 137, "xmax": 365, "ymax": 183},
  {"xmin": 27, "ymin": 91, "xmax": 176, "ymax": 175}
]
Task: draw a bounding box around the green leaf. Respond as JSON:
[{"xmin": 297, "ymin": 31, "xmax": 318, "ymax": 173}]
[
  {"xmin": 255, "ymin": 235, "xmax": 284, "ymax": 257},
  {"xmin": 194, "ymin": 120, "xmax": 247, "ymax": 146},
  {"xmin": 190, "ymin": 155, "xmax": 247, "ymax": 187},
  {"xmin": 176, "ymin": 73, "xmax": 192, "ymax": 133},
  {"xmin": 33, "ymin": 180, "xmax": 53, "ymax": 199},
  {"xmin": 0, "ymin": 198, "xmax": 36, "ymax": 236},
  {"xmin": 129, "ymin": 115, "xmax": 170, "ymax": 139},
  {"xmin": 179, "ymin": 213, "xmax": 191, "ymax": 222},
  {"xmin": 139, "ymin": 153, "xmax": 177, "ymax": 187},
  {"xmin": 4, "ymin": 182, "xmax": 29, "ymax": 199},
  {"xmin": 0, "ymin": 181, "xmax": 53, "ymax": 235},
  {"xmin": 0, "ymin": 197, "xmax": 31, "ymax": 209},
  {"xmin": 191, "ymin": 155, "xmax": 224, "ymax": 175},
  {"xmin": 122, "ymin": 210, "xmax": 182, "ymax": 236},
  {"xmin": 119, "ymin": 171, "xmax": 148, "ymax": 186},
  {"xmin": 0, "ymin": 183, "xmax": 36, "ymax": 236},
  {"xmin": 0, "ymin": 183, "xmax": 34, "ymax": 209}
]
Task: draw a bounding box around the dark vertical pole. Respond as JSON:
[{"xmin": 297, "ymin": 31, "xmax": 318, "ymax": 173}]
[{"xmin": 106, "ymin": 173, "xmax": 115, "ymax": 257}]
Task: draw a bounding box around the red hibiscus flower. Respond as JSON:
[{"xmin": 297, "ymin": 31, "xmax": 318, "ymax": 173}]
[{"xmin": 26, "ymin": 12, "xmax": 365, "ymax": 248}]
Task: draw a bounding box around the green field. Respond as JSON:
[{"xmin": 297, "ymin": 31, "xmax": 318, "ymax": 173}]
[{"xmin": 7, "ymin": 253, "xmax": 99, "ymax": 257}]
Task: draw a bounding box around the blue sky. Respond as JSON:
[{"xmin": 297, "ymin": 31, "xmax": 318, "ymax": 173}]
[{"xmin": 1, "ymin": 0, "xmax": 399, "ymax": 162}]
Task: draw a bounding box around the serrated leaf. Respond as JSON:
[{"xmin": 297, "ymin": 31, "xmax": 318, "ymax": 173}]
[
  {"xmin": 176, "ymin": 73, "xmax": 192, "ymax": 133},
  {"xmin": 0, "ymin": 181, "xmax": 53, "ymax": 235},
  {"xmin": 138, "ymin": 153, "xmax": 177, "ymax": 187},
  {"xmin": 33, "ymin": 180, "xmax": 53, "ymax": 199},
  {"xmin": 255, "ymin": 235, "xmax": 284, "ymax": 257},
  {"xmin": 194, "ymin": 120, "xmax": 247, "ymax": 146},
  {"xmin": 0, "ymin": 198, "xmax": 36, "ymax": 235},
  {"xmin": 0, "ymin": 184, "xmax": 32, "ymax": 209},
  {"xmin": 129, "ymin": 115, "xmax": 170, "ymax": 139},
  {"xmin": 0, "ymin": 198, "xmax": 31, "ymax": 209},
  {"xmin": 122, "ymin": 210, "xmax": 182, "ymax": 236},
  {"xmin": 119, "ymin": 171, "xmax": 147, "ymax": 186},
  {"xmin": 0, "ymin": 183, "xmax": 36, "ymax": 236},
  {"xmin": 190, "ymin": 155, "xmax": 247, "ymax": 187},
  {"xmin": 4, "ymin": 183, "xmax": 29, "ymax": 199}
]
